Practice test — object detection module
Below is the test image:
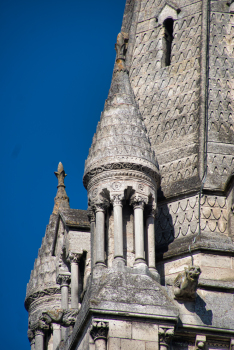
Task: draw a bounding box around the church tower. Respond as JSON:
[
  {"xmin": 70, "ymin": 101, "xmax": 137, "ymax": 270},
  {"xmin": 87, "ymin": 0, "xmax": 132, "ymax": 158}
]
[{"xmin": 25, "ymin": 1, "xmax": 234, "ymax": 350}]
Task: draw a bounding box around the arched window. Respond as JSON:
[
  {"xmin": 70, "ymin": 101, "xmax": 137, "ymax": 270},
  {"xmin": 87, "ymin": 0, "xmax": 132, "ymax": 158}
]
[{"xmin": 163, "ymin": 18, "xmax": 174, "ymax": 66}]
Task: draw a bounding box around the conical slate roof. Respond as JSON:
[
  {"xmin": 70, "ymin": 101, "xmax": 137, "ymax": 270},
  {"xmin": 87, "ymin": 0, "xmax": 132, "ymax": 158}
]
[{"xmin": 83, "ymin": 64, "xmax": 160, "ymax": 188}]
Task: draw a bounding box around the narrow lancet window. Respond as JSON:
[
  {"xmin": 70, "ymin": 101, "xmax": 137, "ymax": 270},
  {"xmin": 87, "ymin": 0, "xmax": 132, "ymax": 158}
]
[{"xmin": 163, "ymin": 18, "xmax": 174, "ymax": 66}]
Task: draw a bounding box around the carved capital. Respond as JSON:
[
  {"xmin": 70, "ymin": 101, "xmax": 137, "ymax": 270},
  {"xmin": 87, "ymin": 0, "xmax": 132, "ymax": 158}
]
[
  {"xmin": 146, "ymin": 204, "xmax": 157, "ymax": 218},
  {"xmin": 89, "ymin": 196, "xmax": 109, "ymax": 213},
  {"xmin": 35, "ymin": 328, "xmax": 46, "ymax": 336},
  {"xmin": 67, "ymin": 252, "xmax": 82, "ymax": 264},
  {"xmin": 27, "ymin": 329, "xmax": 35, "ymax": 343},
  {"xmin": 56, "ymin": 272, "xmax": 71, "ymax": 287},
  {"xmin": 130, "ymin": 194, "xmax": 147, "ymax": 209},
  {"xmin": 195, "ymin": 335, "xmax": 206, "ymax": 350},
  {"xmin": 111, "ymin": 193, "xmax": 124, "ymax": 206},
  {"xmin": 90, "ymin": 321, "xmax": 109, "ymax": 342},
  {"xmin": 87, "ymin": 206, "xmax": 96, "ymax": 223},
  {"xmin": 159, "ymin": 326, "xmax": 174, "ymax": 349}
]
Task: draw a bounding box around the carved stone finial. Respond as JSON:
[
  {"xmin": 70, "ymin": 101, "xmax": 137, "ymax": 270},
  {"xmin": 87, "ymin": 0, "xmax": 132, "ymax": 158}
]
[
  {"xmin": 90, "ymin": 321, "xmax": 109, "ymax": 342},
  {"xmin": 53, "ymin": 162, "xmax": 70, "ymax": 214},
  {"xmin": 159, "ymin": 326, "xmax": 174, "ymax": 350},
  {"xmin": 173, "ymin": 265, "xmax": 201, "ymax": 300},
  {"xmin": 115, "ymin": 32, "xmax": 129, "ymax": 71}
]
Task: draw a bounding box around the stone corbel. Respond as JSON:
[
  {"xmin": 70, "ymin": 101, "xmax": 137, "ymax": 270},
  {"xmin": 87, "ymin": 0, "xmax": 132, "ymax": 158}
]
[
  {"xmin": 195, "ymin": 335, "xmax": 206, "ymax": 350},
  {"xmin": 159, "ymin": 326, "xmax": 174, "ymax": 350},
  {"xmin": 39, "ymin": 309, "xmax": 79, "ymax": 327}
]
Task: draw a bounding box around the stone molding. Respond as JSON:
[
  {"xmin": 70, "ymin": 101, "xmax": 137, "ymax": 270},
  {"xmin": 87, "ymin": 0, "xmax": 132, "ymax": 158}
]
[
  {"xmin": 35, "ymin": 329, "xmax": 45, "ymax": 337},
  {"xmin": 25, "ymin": 287, "xmax": 61, "ymax": 311},
  {"xmin": 90, "ymin": 321, "xmax": 109, "ymax": 341},
  {"xmin": 87, "ymin": 169, "xmax": 158, "ymax": 192},
  {"xmin": 83, "ymin": 161, "xmax": 160, "ymax": 190},
  {"xmin": 159, "ymin": 326, "xmax": 174, "ymax": 349},
  {"xmin": 56, "ymin": 272, "xmax": 71, "ymax": 287}
]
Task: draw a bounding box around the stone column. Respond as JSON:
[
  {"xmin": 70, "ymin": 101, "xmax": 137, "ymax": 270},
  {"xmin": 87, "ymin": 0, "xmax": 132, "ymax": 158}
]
[
  {"xmin": 159, "ymin": 326, "xmax": 174, "ymax": 350},
  {"xmin": 35, "ymin": 329, "xmax": 44, "ymax": 350},
  {"xmin": 95, "ymin": 204, "xmax": 106, "ymax": 267},
  {"xmin": 28, "ymin": 329, "xmax": 35, "ymax": 350},
  {"xmin": 90, "ymin": 321, "xmax": 109, "ymax": 350},
  {"xmin": 68, "ymin": 253, "xmax": 81, "ymax": 309},
  {"xmin": 88, "ymin": 207, "xmax": 96, "ymax": 272},
  {"xmin": 131, "ymin": 197, "xmax": 146, "ymax": 265},
  {"xmin": 111, "ymin": 194, "xmax": 125, "ymax": 266},
  {"xmin": 146, "ymin": 206, "xmax": 156, "ymax": 271},
  {"xmin": 57, "ymin": 272, "xmax": 71, "ymax": 340},
  {"xmin": 52, "ymin": 323, "xmax": 61, "ymax": 350}
]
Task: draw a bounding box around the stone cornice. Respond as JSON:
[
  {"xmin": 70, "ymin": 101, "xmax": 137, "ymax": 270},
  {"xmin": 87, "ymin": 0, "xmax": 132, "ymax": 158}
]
[
  {"xmin": 83, "ymin": 161, "xmax": 160, "ymax": 189},
  {"xmin": 24, "ymin": 287, "xmax": 61, "ymax": 311}
]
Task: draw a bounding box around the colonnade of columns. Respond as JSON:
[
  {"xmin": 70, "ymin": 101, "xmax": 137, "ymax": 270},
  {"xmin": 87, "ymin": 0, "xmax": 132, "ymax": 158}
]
[{"xmin": 92, "ymin": 194, "xmax": 157, "ymax": 271}]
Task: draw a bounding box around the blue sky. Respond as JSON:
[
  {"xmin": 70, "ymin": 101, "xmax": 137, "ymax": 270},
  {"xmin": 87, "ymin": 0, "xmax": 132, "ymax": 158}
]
[{"xmin": 0, "ymin": 0, "xmax": 126, "ymax": 348}]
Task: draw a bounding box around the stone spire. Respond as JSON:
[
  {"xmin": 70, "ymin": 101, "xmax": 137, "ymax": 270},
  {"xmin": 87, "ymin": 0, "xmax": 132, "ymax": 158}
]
[
  {"xmin": 53, "ymin": 162, "xmax": 70, "ymax": 214},
  {"xmin": 83, "ymin": 33, "xmax": 160, "ymax": 189}
]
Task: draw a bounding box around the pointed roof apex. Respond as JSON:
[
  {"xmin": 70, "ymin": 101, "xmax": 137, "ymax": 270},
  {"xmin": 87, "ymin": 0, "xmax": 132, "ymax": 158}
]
[
  {"xmin": 83, "ymin": 33, "xmax": 160, "ymax": 189},
  {"xmin": 53, "ymin": 162, "xmax": 70, "ymax": 215}
]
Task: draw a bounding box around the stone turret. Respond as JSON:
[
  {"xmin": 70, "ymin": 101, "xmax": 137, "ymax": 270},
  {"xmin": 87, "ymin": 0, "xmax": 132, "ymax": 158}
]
[{"xmin": 83, "ymin": 32, "xmax": 160, "ymax": 273}]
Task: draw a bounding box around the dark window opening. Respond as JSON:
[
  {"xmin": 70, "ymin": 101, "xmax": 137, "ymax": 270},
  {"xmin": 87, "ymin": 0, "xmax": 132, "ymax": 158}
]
[{"xmin": 163, "ymin": 18, "xmax": 174, "ymax": 66}]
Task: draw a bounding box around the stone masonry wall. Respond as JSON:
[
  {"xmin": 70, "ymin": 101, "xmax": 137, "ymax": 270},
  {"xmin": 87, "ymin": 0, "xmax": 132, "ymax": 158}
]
[
  {"xmin": 206, "ymin": 1, "xmax": 234, "ymax": 190},
  {"xmin": 129, "ymin": 0, "xmax": 203, "ymax": 198}
]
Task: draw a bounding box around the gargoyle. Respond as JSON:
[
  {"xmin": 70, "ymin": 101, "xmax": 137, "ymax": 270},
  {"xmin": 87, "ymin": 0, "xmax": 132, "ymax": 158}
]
[{"xmin": 173, "ymin": 265, "xmax": 201, "ymax": 300}]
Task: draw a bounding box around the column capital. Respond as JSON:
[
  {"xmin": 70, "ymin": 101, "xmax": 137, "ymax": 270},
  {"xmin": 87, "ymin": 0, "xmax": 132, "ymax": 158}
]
[
  {"xmin": 159, "ymin": 326, "xmax": 174, "ymax": 349},
  {"xmin": 56, "ymin": 272, "xmax": 71, "ymax": 287},
  {"xmin": 67, "ymin": 252, "xmax": 82, "ymax": 264},
  {"xmin": 34, "ymin": 328, "xmax": 45, "ymax": 337},
  {"xmin": 27, "ymin": 329, "xmax": 35, "ymax": 343},
  {"xmin": 110, "ymin": 193, "xmax": 124, "ymax": 206},
  {"xmin": 91, "ymin": 198, "xmax": 109, "ymax": 213},
  {"xmin": 130, "ymin": 194, "xmax": 147, "ymax": 209},
  {"xmin": 90, "ymin": 321, "xmax": 109, "ymax": 342},
  {"xmin": 87, "ymin": 206, "xmax": 96, "ymax": 222}
]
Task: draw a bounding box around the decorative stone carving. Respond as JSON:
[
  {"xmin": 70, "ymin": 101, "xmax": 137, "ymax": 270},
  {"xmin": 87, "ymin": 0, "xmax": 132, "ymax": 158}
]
[
  {"xmin": 130, "ymin": 194, "xmax": 148, "ymax": 209},
  {"xmin": 110, "ymin": 193, "xmax": 124, "ymax": 206},
  {"xmin": 27, "ymin": 329, "xmax": 35, "ymax": 343},
  {"xmin": 195, "ymin": 335, "xmax": 206, "ymax": 350},
  {"xmin": 39, "ymin": 309, "xmax": 79, "ymax": 327},
  {"xmin": 56, "ymin": 272, "xmax": 71, "ymax": 287},
  {"xmin": 90, "ymin": 321, "xmax": 109, "ymax": 341},
  {"xmin": 173, "ymin": 265, "xmax": 201, "ymax": 300},
  {"xmin": 67, "ymin": 252, "xmax": 81, "ymax": 264},
  {"xmin": 87, "ymin": 206, "xmax": 96, "ymax": 223},
  {"xmin": 159, "ymin": 326, "xmax": 174, "ymax": 350},
  {"xmin": 115, "ymin": 32, "xmax": 128, "ymax": 61}
]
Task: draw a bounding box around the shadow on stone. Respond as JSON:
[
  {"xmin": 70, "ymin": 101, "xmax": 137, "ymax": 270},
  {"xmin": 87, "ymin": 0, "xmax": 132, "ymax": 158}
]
[{"xmin": 195, "ymin": 294, "xmax": 213, "ymax": 325}]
